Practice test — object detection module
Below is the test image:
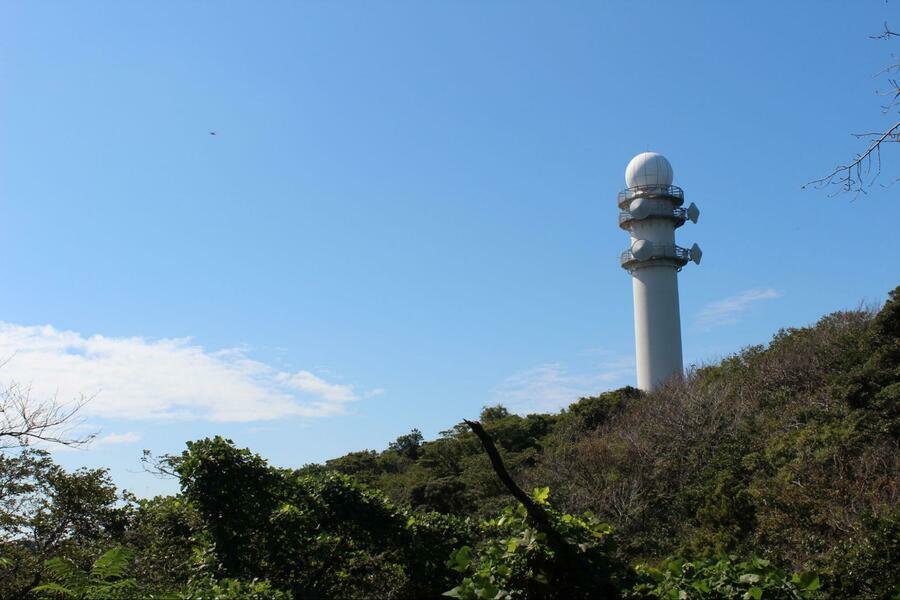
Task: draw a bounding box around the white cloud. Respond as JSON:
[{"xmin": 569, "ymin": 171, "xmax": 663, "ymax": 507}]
[
  {"xmin": 696, "ymin": 288, "xmax": 781, "ymax": 330},
  {"xmin": 0, "ymin": 323, "xmax": 373, "ymax": 422},
  {"xmin": 493, "ymin": 356, "xmax": 634, "ymax": 414},
  {"xmin": 94, "ymin": 431, "xmax": 141, "ymax": 446},
  {"xmin": 279, "ymin": 370, "xmax": 356, "ymax": 403}
]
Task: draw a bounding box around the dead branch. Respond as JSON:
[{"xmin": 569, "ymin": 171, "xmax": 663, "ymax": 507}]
[
  {"xmin": 803, "ymin": 121, "xmax": 900, "ymax": 193},
  {"xmin": 870, "ymin": 22, "xmax": 898, "ymax": 40},
  {"xmin": 465, "ymin": 420, "xmax": 548, "ymax": 521},
  {"xmin": 852, "ymin": 130, "xmax": 900, "ymax": 139},
  {"xmin": 464, "ymin": 419, "xmax": 568, "ymax": 550},
  {"xmin": 140, "ymin": 449, "xmax": 180, "ymax": 479},
  {"xmin": 806, "ymin": 22, "xmax": 899, "ymax": 195},
  {"xmin": 0, "ymin": 381, "xmax": 95, "ymax": 450}
]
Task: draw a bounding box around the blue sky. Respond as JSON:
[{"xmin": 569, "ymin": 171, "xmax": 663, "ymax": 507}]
[{"xmin": 2, "ymin": 1, "xmax": 898, "ymax": 497}]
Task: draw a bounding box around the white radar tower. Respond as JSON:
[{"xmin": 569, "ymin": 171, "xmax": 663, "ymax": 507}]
[{"xmin": 618, "ymin": 152, "xmax": 701, "ymax": 391}]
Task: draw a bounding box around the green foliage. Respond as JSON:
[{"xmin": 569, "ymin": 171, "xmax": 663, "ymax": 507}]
[
  {"xmin": 534, "ymin": 287, "xmax": 900, "ymax": 598},
  {"xmin": 559, "ymin": 387, "xmax": 642, "ymax": 433},
  {"xmin": 324, "ymin": 450, "xmax": 382, "ymax": 486},
  {"xmin": 480, "ymin": 405, "xmax": 512, "ymax": 423},
  {"xmin": 169, "ymin": 436, "xmax": 280, "ymax": 578},
  {"xmin": 122, "ymin": 494, "xmax": 202, "ymax": 595},
  {"xmin": 4, "ymin": 287, "xmax": 898, "ymax": 599},
  {"xmin": 389, "ymin": 428, "xmax": 425, "ymax": 459},
  {"xmin": 0, "ymin": 449, "xmax": 127, "ymax": 598},
  {"xmin": 180, "ymin": 576, "xmax": 290, "ymax": 600},
  {"xmin": 316, "ymin": 402, "xmax": 565, "ymax": 519},
  {"xmin": 444, "ymin": 488, "xmax": 628, "ymax": 599},
  {"xmin": 33, "ymin": 546, "xmax": 138, "ymax": 599},
  {"xmin": 168, "ymin": 437, "xmax": 472, "ymax": 598},
  {"xmin": 819, "ymin": 507, "xmax": 899, "ymax": 600},
  {"xmin": 626, "ymin": 556, "xmax": 821, "ymax": 600}
]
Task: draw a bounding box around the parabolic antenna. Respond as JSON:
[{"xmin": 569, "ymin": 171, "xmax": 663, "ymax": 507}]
[
  {"xmin": 686, "ymin": 202, "xmax": 700, "ymax": 224},
  {"xmin": 690, "ymin": 243, "xmax": 702, "ymax": 265}
]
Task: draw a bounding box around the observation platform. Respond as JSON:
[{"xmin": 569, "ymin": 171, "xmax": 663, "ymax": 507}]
[
  {"xmin": 620, "ymin": 244, "xmax": 692, "ymax": 272},
  {"xmin": 617, "ymin": 184, "xmax": 684, "ymax": 210},
  {"xmin": 619, "ymin": 206, "xmax": 690, "ymax": 229}
]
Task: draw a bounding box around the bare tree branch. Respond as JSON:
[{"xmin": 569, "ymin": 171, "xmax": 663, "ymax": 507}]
[
  {"xmin": 464, "ymin": 419, "xmax": 573, "ymax": 554},
  {"xmin": 0, "ymin": 381, "xmax": 95, "ymax": 450},
  {"xmin": 140, "ymin": 449, "xmax": 179, "ymax": 479},
  {"xmin": 852, "ymin": 130, "xmax": 900, "ymax": 139},
  {"xmin": 804, "ymin": 121, "xmax": 900, "ymax": 193},
  {"xmin": 870, "ymin": 22, "xmax": 898, "ymax": 41},
  {"xmin": 806, "ymin": 22, "xmax": 899, "ymax": 195}
]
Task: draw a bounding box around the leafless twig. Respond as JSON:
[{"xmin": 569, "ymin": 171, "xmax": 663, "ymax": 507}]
[
  {"xmin": 140, "ymin": 449, "xmax": 179, "ymax": 478},
  {"xmin": 0, "ymin": 381, "xmax": 95, "ymax": 450},
  {"xmin": 806, "ymin": 22, "xmax": 899, "ymax": 195},
  {"xmin": 870, "ymin": 22, "xmax": 899, "ymax": 41},
  {"xmin": 803, "ymin": 122, "xmax": 900, "ymax": 194}
]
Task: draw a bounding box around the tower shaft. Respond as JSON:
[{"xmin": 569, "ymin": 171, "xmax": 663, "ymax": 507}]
[{"xmin": 632, "ymin": 266, "xmax": 683, "ymax": 390}]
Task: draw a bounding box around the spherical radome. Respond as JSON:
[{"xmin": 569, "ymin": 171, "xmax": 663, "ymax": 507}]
[{"xmin": 625, "ymin": 152, "xmax": 673, "ymax": 188}]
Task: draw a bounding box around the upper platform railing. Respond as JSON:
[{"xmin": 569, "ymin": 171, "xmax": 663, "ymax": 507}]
[
  {"xmin": 617, "ymin": 184, "xmax": 684, "ymax": 209},
  {"xmin": 620, "ymin": 244, "xmax": 691, "ymax": 271},
  {"xmin": 618, "ymin": 206, "xmax": 688, "ymax": 229}
]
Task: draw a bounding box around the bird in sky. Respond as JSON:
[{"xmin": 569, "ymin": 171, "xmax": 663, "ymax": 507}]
[{"xmin": 209, "ymin": 131, "xmax": 217, "ymax": 136}]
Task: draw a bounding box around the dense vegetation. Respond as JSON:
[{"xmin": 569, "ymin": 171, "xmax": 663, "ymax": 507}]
[{"xmin": 1, "ymin": 287, "xmax": 897, "ymax": 598}]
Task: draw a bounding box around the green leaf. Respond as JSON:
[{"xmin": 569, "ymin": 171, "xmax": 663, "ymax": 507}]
[
  {"xmin": 91, "ymin": 547, "xmax": 134, "ymax": 582},
  {"xmin": 666, "ymin": 559, "xmax": 685, "ymax": 576},
  {"xmin": 745, "ymin": 587, "xmax": 763, "ymax": 600},
  {"xmin": 691, "ymin": 581, "xmax": 710, "ymax": 593},
  {"xmin": 443, "ymin": 586, "xmax": 463, "ymax": 598},
  {"xmin": 792, "ymin": 571, "xmax": 821, "ymax": 591},
  {"xmin": 32, "ymin": 582, "xmax": 76, "ymax": 597},
  {"xmin": 43, "ymin": 557, "xmax": 89, "ymax": 591},
  {"xmin": 448, "ymin": 546, "xmax": 473, "ymax": 573},
  {"xmin": 532, "ymin": 487, "xmax": 550, "ymax": 504}
]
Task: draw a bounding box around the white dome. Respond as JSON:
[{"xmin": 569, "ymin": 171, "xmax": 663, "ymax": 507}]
[{"xmin": 625, "ymin": 152, "xmax": 673, "ymax": 188}]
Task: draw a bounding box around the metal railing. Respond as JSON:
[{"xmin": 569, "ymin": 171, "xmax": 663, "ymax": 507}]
[
  {"xmin": 617, "ymin": 184, "xmax": 684, "ymax": 208},
  {"xmin": 620, "ymin": 244, "xmax": 691, "ymax": 269},
  {"xmin": 618, "ymin": 206, "xmax": 688, "ymax": 227}
]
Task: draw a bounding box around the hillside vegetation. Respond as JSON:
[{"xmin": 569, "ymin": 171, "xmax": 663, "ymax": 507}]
[{"xmin": 1, "ymin": 287, "xmax": 897, "ymax": 599}]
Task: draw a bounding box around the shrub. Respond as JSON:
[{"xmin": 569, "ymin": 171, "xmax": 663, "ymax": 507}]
[{"xmin": 626, "ymin": 556, "xmax": 821, "ymax": 600}]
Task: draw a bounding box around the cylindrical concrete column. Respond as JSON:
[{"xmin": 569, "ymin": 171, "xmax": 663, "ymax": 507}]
[{"xmin": 632, "ymin": 265, "xmax": 683, "ymax": 390}]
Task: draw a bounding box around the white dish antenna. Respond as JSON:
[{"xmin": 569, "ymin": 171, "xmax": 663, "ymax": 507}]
[
  {"xmin": 690, "ymin": 243, "xmax": 702, "ymax": 265},
  {"xmin": 686, "ymin": 202, "xmax": 700, "ymax": 224}
]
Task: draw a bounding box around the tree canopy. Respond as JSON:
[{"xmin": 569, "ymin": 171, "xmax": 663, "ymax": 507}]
[{"xmin": 2, "ymin": 287, "xmax": 898, "ymax": 599}]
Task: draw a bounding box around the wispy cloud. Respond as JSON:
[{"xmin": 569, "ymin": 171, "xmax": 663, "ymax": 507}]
[
  {"xmin": 0, "ymin": 323, "xmax": 376, "ymax": 422},
  {"xmin": 94, "ymin": 431, "xmax": 141, "ymax": 447},
  {"xmin": 493, "ymin": 355, "xmax": 634, "ymax": 414},
  {"xmin": 696, "ymin": 288, "xmax": 781, "ymax": 330},
  {"xmin": 279, "ymin": 370, "xmax": 357, "ymax": 403}
]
